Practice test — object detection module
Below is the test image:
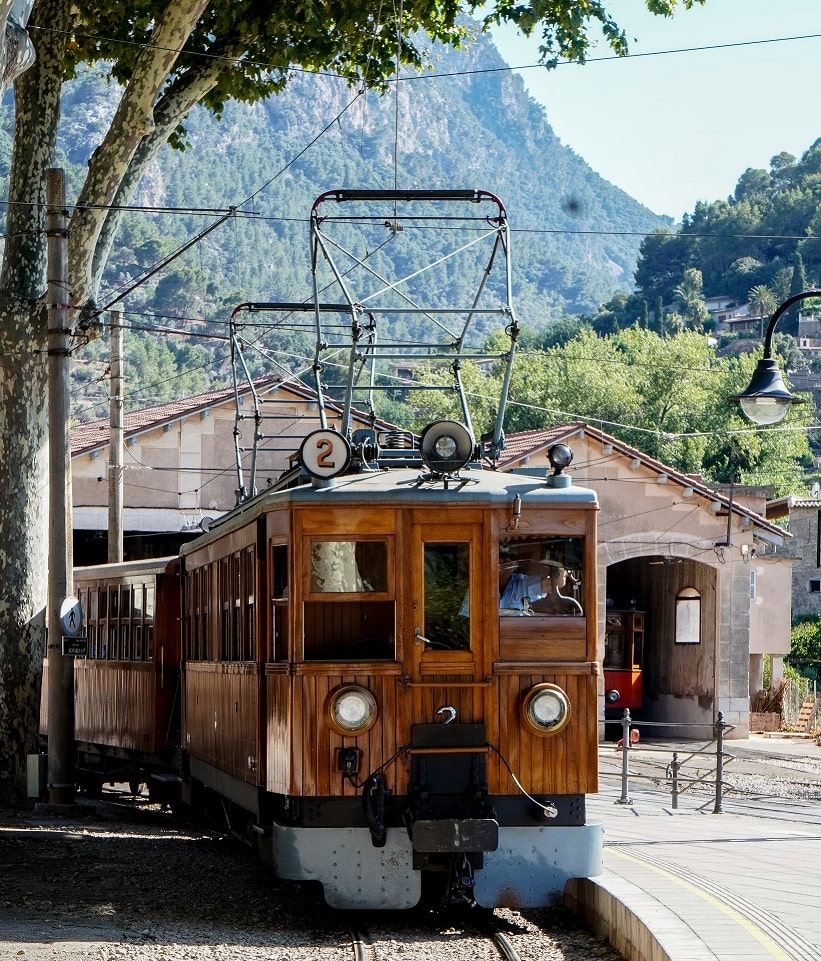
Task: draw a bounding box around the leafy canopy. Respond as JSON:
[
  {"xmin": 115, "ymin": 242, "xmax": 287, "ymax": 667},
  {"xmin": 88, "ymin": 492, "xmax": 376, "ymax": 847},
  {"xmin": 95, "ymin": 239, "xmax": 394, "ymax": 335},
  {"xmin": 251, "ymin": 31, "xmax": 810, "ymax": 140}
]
[{"xmin": 413, "ymin": 326, "xmax": 812, "ymax": 492}]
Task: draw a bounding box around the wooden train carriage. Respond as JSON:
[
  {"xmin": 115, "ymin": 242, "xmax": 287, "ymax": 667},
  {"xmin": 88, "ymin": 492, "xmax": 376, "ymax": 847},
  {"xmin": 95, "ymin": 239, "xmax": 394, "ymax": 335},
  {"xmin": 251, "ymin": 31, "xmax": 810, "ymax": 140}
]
[
  {"xmin": 180, "ymin": 462, "xmax": 600, "ymax": 909},
  {"xmin": 68, "ymin": 557, "xmax": 182, "ymax": 791}
]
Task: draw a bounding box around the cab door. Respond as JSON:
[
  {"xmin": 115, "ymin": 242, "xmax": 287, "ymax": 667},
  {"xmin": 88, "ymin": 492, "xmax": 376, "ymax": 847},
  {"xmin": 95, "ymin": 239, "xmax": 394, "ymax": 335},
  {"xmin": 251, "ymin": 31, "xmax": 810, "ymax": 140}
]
[{"xmin": 406, "ymin": 519, "xmax": 491, "ymax": 724}]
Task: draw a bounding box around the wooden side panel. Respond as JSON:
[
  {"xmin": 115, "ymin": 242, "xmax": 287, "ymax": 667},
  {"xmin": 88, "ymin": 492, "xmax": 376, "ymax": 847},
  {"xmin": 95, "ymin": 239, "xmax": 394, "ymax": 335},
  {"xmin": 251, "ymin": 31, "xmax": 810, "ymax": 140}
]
[
  {"xmin": 185, "ymin": 663, "xmax": 262, "ymax": 784},
  {"xmin": 265, "ymin": 670, "xmax": 291, "ymax": 795},
  {"xmin": 499, "ymin": 617, "xmax": 587, "ymax": 661},
  {"xmin": 289, "ymin": 673, "xmax": 407, "ymax": 797},
  {"xmin": 299, "ymin": 508, "xmax": 396, "ymax": 535},
  {"xmin": 74, "ymin": 661, "xmax": 156, "ymax": 752},
  {"xmin": 492, "ymin": 669, "xmax": 598, "ymax": 796}
]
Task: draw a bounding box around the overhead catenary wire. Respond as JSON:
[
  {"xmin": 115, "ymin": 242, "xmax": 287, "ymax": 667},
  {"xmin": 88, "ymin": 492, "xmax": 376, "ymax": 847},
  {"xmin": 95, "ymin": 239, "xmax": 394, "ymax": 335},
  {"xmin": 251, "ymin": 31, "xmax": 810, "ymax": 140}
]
[{"xmin": 27, "ymin": 21, "xmax": 821, "ymax": 85}]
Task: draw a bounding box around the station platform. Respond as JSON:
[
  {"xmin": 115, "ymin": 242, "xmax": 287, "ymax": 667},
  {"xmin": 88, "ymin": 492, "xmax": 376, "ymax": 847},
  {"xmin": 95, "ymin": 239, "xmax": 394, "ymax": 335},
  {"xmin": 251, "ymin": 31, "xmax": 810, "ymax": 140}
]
[{"xmin": 568, "ymin": 737, "xmax": 821, "ymax": 961}]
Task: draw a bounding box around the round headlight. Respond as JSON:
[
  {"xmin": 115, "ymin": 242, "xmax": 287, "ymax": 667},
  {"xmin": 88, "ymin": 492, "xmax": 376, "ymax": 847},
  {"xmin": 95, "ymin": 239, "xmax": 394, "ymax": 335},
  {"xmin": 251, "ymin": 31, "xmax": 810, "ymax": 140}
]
[
  {"xmin": 419, "ymin": 420, "xmax": 474, "ymax": 474},
  {"xmin": 326, "ymin": 685, "xmax": 377, "ymax": 736},
  {"xmin": 606, "ymin": 688, "xmax": 621, "ymax": 704},
  {"xmin": 547, "ymin": 443, "xmax": 573, "ymax": 473},
  {"xmin": 521, "ymin": 683, "xmax": 571, "ymax": 736}
]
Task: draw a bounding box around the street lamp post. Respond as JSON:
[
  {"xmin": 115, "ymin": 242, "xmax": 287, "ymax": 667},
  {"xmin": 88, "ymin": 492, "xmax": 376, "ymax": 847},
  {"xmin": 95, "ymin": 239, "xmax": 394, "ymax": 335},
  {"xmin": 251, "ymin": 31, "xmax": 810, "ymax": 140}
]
[{"xmin": 729, "ymin": 289, "xmax": 821, "ymax": 425}]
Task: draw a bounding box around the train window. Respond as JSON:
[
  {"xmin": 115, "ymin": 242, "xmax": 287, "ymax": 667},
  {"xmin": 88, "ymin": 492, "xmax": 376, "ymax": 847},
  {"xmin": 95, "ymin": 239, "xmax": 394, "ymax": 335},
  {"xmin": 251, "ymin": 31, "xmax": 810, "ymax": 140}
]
[
  {"xmin": 243, "ymin": 547, "xmax": 256, "ymax": 662},
  {"xmin": 184, "ymin": 567, "xmax": 207, "ymax": 662},
  {"xmin": 303, "ymin": 538, "xmax": 395, "ymax": 661},
  {"xmin": 423, "ymin": 543, "xmax": 470, "ymax": 651},
  {"xmin": 110, "ymin": 588, "xmax": 119, "ymax": 618},
  {"xmin": 308, "ymin": 540, "xmax": 388, "ymax": 595},
  {"xmin": 145, "ymin": 584, "xmax": 154, "ymax": 620},
  {"xmin": 144, "ymin": 583, "xmax": 155, "ymax": 660},
  {"xmin": 219, "ymin": 558, "xmax": 231, "ymax": 660},
  {"xmin": 499, "ymin": 537, "xmax": 584, "ymax": 616},
  {"xmin": 121, "ymin": 624, "xmax": 130, "ymax": 660},
  {"xmin": 272, "ymin": 544, "xmax": 288, "ymax": 599},
  {"xmin": 88, "ymin": 588, "xmax": 98, "ymax": 622},
  {"xmin": 88, "ymin": 623, "xmax": 97, "ymax": 659},
  {"xmin": 120, "ymin": 586, "xmax": 130, "ymax": 617},
  {"xmin": 99, "ymin": 588, "xmax": 108, "ymax": 619},
  {"xmin": 271, "ymin": 544, "xmax": 289, "ymax": 662}
]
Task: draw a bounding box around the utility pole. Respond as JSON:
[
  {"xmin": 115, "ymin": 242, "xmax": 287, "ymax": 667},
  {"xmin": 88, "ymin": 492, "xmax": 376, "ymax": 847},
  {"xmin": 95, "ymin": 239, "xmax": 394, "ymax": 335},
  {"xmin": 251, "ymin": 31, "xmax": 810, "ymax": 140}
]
[
  {"xmin": 108, "ymin": 310, "xmax": 124, "ymax": 563},
  {"xmin": 44, "ymin": 167, "xmax": 76, "ymax": 810}
]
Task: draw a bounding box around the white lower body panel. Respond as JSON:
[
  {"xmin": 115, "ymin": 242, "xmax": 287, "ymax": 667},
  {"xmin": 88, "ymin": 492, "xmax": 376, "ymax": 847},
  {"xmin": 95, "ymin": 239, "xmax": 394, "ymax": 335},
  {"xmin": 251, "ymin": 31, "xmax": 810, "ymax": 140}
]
[{"xmin": 263, "ymin": 821, "xmax": 602, "ymax": 910}]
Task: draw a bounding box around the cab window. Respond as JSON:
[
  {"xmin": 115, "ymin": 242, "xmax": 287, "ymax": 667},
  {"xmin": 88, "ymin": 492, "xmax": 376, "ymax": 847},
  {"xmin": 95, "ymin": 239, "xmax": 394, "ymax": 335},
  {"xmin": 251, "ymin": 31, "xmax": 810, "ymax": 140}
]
[
  {"xmin": 423, "ymin": 542, "xmax": 470, "ymax": 651},
  {"xmin": 303, "ymin": 537, "xmax": 395, "ymax": 661},
  {"xmin": 499, "ymin": 536, "xmax": 584, "ymax": 617}
]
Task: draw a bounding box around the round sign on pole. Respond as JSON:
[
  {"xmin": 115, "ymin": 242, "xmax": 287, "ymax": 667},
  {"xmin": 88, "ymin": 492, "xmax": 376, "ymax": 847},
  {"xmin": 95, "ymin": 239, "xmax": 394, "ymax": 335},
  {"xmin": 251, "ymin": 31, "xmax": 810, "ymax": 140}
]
[
  {"xmin": 60, "ymin": 596, "xmax": 83, "ymax": 637},
  {"xmin": 300, "ymin": 429, "xmax": 351, "ymax": 479}
]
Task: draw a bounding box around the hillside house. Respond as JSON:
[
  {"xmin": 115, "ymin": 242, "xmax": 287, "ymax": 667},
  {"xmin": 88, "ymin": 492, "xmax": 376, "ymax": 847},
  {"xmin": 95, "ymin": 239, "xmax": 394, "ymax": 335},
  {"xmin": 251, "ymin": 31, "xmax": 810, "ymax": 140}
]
[{"xmin": 766, "ymin": 495, "xmax": 821, "ymax": 620}]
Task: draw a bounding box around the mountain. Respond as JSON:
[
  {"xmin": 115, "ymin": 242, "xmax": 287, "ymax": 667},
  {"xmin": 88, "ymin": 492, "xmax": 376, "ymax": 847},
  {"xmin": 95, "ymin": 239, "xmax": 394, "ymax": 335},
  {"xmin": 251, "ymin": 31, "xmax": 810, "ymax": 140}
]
[{"xmin": 1, "ymin": 25, "xmax": 670, "ymax": 415}]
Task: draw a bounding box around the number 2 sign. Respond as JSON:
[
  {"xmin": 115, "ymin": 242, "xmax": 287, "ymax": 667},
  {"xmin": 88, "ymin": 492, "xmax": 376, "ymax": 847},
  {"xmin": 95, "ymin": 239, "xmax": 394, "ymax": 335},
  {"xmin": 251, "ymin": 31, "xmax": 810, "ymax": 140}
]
[{"xmin": 300, "ymin": 429, "xmax": 351, "ymax": 479}]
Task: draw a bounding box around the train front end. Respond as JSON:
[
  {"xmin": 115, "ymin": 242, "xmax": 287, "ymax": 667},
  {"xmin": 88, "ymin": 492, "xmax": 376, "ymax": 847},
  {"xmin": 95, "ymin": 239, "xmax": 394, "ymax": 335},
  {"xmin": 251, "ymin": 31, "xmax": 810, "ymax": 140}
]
[{"xmin": 184, "ymin": 425, "xmax": 603, "ymax": 909}]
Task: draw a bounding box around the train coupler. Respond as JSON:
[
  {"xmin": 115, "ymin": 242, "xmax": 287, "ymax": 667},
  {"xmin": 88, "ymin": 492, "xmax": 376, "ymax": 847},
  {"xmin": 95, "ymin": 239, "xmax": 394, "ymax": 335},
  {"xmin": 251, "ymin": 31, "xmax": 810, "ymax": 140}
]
[{"xmin": 447, "ymin": 854, "xmax": 476, "ymax": 906}]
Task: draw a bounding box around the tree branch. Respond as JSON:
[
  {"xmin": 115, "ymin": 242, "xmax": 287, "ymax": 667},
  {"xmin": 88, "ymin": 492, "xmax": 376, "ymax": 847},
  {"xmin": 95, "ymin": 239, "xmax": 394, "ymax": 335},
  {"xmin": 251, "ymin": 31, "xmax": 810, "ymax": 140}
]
[
  {"xmin": 91, "ymin": 40, "xmax": 247, "ymax": 296},
  {"xmin": 69, "ymin": 0, "xmax": 209, "ymax": 307}
]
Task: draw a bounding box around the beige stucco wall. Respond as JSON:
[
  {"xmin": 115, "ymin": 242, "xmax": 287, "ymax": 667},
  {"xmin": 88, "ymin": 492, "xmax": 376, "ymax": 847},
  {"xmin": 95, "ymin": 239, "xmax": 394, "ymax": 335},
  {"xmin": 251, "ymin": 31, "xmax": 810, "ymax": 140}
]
[
  {"xmin": 748, "ymin": 558, "xmax": 792, "ymax": 657},
  {"xmin": 73, "ymin": 390, "xmax": 344, "ymax": 531}
]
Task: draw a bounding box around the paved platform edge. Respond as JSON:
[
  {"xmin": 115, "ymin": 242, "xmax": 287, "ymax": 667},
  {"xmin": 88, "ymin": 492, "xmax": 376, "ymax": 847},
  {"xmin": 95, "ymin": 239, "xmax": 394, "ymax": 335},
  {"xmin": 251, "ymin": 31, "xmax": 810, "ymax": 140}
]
[{"xmin": 565, "ymin": 870, "xmax": 716, "ymax": 961}]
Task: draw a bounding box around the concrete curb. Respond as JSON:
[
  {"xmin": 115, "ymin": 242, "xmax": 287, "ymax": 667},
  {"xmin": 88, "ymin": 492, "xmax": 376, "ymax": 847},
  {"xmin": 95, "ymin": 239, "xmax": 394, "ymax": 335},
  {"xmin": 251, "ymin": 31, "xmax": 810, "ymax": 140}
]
[{"xmin": 565, "ymin": 871, "xmax": 716, "ymax": 961}]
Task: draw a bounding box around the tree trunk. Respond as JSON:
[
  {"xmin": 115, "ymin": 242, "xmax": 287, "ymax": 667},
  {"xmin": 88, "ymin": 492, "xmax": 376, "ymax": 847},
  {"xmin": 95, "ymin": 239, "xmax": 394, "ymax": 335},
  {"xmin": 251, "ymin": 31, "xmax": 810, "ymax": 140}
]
[
  {"xmin": 0, "ymin": 0, "xmax": 66, "ymax": 806},
  {"xmin": 0, "ymin": 301, "xmax": 48, "ymax": 806}
]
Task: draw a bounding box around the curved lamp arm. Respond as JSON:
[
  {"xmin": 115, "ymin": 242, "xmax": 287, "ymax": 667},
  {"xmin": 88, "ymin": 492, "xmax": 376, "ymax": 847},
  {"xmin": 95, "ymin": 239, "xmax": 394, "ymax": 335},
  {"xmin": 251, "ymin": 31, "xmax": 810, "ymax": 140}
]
[{"xmin": 730, "ymin": 288, "xmax": 821, "ymax": 425}]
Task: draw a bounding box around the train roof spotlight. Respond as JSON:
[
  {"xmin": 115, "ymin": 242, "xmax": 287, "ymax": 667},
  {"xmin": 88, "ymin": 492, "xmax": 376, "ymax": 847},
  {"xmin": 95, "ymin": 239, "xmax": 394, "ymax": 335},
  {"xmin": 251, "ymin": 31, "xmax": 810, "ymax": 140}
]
[
  {"xmin": 547, "ymin": 443, "xmax": 573, "ymax": 474},
  {"xmin": 420, "ymin": 420, "xmax": 474, "ymax": 474}
]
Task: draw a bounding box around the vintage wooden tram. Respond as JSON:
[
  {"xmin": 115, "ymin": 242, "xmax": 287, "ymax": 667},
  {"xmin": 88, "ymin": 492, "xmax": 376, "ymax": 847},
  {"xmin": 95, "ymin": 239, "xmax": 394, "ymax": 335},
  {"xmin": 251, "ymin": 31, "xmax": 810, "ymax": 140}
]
[
  {"xmin": 179, "ymin": 425, "xmax": 601, "ymax": 908},
  {"xmin": 50, "ymin": 426, "xmax": 602, "ymax": 909},
  {"xmin": 41, "ymin": 190, "xmax": 603, "ymax": 907}
]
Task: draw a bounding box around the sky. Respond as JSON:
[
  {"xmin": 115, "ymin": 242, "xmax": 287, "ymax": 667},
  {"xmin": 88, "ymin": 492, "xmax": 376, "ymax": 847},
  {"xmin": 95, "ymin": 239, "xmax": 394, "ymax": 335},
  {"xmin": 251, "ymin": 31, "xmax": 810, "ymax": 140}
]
[{"xmin": 490, "ymin": 0, "xmax": 821, "ymax": 220}]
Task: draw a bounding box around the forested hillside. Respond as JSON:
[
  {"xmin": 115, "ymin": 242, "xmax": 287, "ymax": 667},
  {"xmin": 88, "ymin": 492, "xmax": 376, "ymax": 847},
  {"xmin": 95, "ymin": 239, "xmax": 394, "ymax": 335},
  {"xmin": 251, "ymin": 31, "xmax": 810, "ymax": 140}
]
[
  {"xmin": 1, "ymin": 25, "xmax": 669, "ymax": 420},
  {"xmin": 581, "ymin": 141, "xmax": 821, "ymax": 341}
]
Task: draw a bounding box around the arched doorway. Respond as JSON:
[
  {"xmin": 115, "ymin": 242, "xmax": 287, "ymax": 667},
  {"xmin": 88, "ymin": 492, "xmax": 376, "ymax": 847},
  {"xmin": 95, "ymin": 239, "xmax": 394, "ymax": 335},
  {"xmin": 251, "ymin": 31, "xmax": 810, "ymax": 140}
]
[{"xmin": 605, "ymin": 555, "xmax": 718, "ymax": 729}]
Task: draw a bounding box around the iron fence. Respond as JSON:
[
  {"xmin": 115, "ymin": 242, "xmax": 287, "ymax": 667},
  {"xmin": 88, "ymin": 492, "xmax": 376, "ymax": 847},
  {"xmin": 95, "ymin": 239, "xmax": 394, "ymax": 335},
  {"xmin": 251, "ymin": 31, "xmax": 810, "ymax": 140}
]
[{"xmin": 602, "ymin": 710, "xmax": 735, "ymax": 812}]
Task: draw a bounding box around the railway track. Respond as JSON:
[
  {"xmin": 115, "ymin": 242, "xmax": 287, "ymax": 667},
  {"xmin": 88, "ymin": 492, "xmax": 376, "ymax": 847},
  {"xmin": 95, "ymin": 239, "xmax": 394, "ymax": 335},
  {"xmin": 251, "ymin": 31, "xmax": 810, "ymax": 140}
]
[
  {"xmin": 348, "ymin": 917, "xmax": 520, "ymax": 961},
  {"xmin": 344, "ymin": 906, "xmax": 620, "ymax": 961}
]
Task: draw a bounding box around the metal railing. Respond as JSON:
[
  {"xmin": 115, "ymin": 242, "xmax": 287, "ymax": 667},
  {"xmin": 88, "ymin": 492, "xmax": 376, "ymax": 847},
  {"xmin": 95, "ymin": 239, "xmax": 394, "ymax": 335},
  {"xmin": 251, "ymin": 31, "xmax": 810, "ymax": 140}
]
[{"xmin": 603, "ymin": 710, "xmax": 735, "ymax": 813}]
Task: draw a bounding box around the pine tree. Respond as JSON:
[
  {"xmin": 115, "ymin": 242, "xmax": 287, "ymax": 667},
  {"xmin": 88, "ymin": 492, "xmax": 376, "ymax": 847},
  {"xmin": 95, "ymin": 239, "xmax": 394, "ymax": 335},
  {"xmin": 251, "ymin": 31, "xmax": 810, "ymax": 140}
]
[{"xmin": 786, "ymin": 253, "xmax": 809, "ymax": 335}]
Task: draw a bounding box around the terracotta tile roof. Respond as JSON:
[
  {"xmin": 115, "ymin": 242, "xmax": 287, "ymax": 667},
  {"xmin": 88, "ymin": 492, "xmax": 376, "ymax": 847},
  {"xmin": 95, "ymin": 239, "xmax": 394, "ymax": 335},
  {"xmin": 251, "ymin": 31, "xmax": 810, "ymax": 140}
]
[
  {"xmin": 71, "ymin": 383, "xmax": 244, "ymax": 455},
  {"xmin": 766, "ymin": 495, "xmax": 821, "ymax": 519},
  {"xmin": 494, "ymin": 423, "xmax": 587, "ymax": 466},
  {"xmin": 71, "ymin": 377, "xmax": 405, "ymax": 456},
  {"xmin": 496, "ymin": 422, "xmax": 786, "ymax": 540}
]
